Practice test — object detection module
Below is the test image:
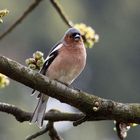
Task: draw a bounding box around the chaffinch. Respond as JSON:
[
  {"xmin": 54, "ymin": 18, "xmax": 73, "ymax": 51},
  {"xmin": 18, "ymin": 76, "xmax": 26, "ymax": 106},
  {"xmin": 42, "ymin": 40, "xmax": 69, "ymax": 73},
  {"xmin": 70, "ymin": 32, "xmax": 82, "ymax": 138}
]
[{"xmin": 31, "ymin": 28, "xmax": 87, "ymax": 127}]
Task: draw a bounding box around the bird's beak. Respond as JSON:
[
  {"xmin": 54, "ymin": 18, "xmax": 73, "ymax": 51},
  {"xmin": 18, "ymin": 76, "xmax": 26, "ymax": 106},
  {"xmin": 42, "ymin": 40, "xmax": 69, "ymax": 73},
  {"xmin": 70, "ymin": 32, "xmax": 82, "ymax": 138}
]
[{"xmin": 74, "ymin": 34, "xmax": 80, "ymax": 41}]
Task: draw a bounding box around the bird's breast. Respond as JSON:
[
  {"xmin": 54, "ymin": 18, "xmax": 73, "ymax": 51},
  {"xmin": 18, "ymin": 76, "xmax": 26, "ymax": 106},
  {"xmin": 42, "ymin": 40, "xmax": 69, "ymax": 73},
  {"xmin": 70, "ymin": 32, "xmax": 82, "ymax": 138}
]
[{"xmin": 46, "ymin": 45, "xmax": 86, "ymax": 85}]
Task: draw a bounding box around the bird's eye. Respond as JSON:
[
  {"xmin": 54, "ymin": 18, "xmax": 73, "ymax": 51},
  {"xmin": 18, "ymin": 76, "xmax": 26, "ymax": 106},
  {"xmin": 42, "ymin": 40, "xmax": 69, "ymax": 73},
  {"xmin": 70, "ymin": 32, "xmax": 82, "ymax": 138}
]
[
  {"xmin": 72, "ymin": 33, "xmax": 80, "ymax": 38},
  {"xmin": 72, "ymin": 33, "xmax": 81, "ymax": 41}
]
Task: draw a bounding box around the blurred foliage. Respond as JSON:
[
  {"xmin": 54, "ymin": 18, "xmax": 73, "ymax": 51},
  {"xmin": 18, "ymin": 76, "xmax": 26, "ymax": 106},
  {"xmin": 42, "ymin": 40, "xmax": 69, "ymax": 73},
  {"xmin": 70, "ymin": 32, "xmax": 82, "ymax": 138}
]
[
  {"xmin": 74, "ymin": 23, "xmax": 99, "ymax": 48},
  {"xmin": 0, "ymin": 9, "xmax": 9, "ymax": 23},
  {"xmin": 0, "ymin": 0, "xmax": 140, "ymax": 140},
  {"xmin": 0, "ymin": 73, "xmax": 10, "ymax": 88},
  {"xmin": 25, "ymin": 51, "xmax": 45, "ymax": 70}
]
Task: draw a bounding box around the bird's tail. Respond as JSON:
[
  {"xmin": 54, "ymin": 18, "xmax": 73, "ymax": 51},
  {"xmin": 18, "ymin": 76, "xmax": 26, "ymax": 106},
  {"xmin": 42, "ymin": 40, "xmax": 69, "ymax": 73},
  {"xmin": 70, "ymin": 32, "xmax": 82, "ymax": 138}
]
[{"xmin": 30, "ymin": 94, "xmax": 49, "ymax": 128}]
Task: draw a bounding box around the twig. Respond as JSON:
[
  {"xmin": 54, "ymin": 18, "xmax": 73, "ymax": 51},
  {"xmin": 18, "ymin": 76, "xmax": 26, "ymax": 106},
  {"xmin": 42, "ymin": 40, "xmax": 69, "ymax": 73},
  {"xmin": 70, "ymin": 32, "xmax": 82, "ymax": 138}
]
[
  {"xmin": 0, "ymin": 0, "xmax": 43, "ymax": 40},
  {"xmin": 48, "ymin": 121, "xmax": 63, "ymax": 140},
  {"xmin": 50, "ymin": 0, "xmax": 73, "ymax": 27},
  {"xmin": 26, "ymin": 121, "xmax": 62, "ymax": 140},
  {"xmin": 26, "ymin": 123, "xmax": 49, "ymax": 140}
]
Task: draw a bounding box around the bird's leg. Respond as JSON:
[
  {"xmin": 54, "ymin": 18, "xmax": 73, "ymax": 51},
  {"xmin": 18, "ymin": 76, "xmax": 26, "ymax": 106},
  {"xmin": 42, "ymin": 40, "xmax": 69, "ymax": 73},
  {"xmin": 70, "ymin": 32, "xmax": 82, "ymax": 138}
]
[
  {"xmin": 55, "ymin": 79, "xmax": 69, "ymax": 86},
  {"xmin": 55, "ymin": 79, "xmax": 82, "ymax": 93},
  {"xmin": 73, "ymin": 87, "xmax": 82, "ymax": 92}
]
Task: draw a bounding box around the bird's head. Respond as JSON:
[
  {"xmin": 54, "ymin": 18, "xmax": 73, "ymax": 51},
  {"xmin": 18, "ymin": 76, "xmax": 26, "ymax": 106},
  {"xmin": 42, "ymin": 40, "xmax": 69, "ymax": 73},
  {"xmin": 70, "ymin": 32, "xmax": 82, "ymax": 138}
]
[{"xmin": 63, "ymin": 28, "xmax": 83, "ymax": 46}]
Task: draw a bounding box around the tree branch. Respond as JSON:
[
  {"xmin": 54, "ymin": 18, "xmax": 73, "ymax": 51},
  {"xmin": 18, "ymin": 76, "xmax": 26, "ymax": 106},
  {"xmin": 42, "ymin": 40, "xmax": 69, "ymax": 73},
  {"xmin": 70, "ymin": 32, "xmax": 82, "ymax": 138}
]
[
  {"xmin": 26, "ymin": 124, "xmax": 50, "ymax": 140},
  {"xmin": 0, "ymin": 55, "xmax": 140, "ymax": 124},
  {"xmin": 47, "ymin": 121, "xmax": 63, "ymax": 140},
  {"xmin": 0, "ymin": 102, "xmax": 31, "ymax": 122},
  {"xmin": 0, "ymin": 0, "xmax": 43, "ymax": 40},
  {"xmin": 50, "ymin": 0, "xmax": 73, "ymax": 27},
  {"xmin": 0, "ymin": 101, "xmax": 84, "ymax": 122},
  {"xmin": 26, "ymin": 121, "xmax": 63, "ymax": 140}
]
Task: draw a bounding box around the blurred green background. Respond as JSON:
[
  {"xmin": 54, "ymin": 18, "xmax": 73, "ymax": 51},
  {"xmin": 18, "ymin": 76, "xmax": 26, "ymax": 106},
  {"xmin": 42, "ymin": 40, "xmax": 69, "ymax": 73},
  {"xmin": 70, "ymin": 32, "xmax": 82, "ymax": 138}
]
[{"xmin": 0, "ymin": 0, "xmax": 140, "ymax": 139}]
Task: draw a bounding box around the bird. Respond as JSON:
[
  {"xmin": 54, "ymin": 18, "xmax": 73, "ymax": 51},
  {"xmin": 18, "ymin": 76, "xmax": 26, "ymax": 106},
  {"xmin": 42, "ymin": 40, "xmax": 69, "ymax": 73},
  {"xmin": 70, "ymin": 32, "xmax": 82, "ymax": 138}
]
[{"xmin": 30, "ymin": 27, "xmax": 87, "ymax": 127}]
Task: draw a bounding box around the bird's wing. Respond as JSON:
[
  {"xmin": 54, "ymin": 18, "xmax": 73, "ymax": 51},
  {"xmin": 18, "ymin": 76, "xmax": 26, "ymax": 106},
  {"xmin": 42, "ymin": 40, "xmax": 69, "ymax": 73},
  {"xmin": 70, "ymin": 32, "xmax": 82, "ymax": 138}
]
[
  {"xmin": 40, "ymin": 42, "xmax": 63, "ymax": 74},
  {"xmin": 32, "ymin": 42, "xmax": 63, "ymax": 94}
]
